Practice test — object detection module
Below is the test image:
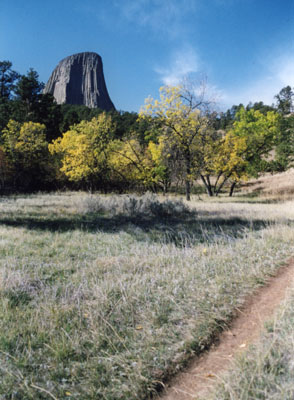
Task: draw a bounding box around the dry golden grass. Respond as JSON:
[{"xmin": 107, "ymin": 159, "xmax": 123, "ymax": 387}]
[
  {"xmin": 241, "ymin": 168, "xmax": 294, "ymax": 200},
  {"xmin": 211, "ymin": 289, "xmax": 294, "ymax": 400},
  {"xmin": 1, "ymin": 192, "xmax": 294, "ymax": 399}
]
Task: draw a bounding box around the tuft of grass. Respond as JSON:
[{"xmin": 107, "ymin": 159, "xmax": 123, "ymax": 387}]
[
  {"xmin": 0, "ymin": 192, "xmax": 294, "ymax": 399},
  {"xmin": 210, "ymin": 290, "xmax": 294, "ymax": 400}
]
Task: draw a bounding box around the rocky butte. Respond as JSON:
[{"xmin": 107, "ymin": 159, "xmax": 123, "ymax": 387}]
[{"xmin": 44, "ymin": 52, "xmax": 115, "ymax": 111}]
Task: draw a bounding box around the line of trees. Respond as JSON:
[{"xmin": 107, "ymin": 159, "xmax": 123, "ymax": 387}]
[{"xmin": 0, "ymin": 60, "xmax": 293, "ymax": 198}]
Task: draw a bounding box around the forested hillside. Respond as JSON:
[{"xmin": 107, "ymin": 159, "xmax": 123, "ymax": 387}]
[{"xmin": 1, "ymin": 61, "xmax": 293, "ymax": 196}]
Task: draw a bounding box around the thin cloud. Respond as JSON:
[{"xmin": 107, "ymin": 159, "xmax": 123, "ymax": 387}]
[
  {"xmin": 113, "ymin": 0, "xmax": 197, "ymax": 37},
  {"xmin": 221, "ymin": 55, "xmax": 294, "ymax": 108},
  {"xmin": 276, "ymin": 56, "xmax": 294, "ymax": 87},
  {"xmin": 155, "ymin": 47, "xmax": 199, "ymax": 86},
  {"xmin": 155, "ymin": 47, "xmax": 225, "ymax": 108}
]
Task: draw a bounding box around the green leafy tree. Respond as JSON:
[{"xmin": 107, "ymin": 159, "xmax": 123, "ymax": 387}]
[
  {"xmin": 225, "ymin": 107, "xmax": 280, "ymax": 195},
  {"xmin": 214, "ymin": 104, "xmax": 244, "ymax": 130},
  {"xmin": 36, "ymin": 93, "xmax": 62, "ymax": 142},
  {"xmin": 0, "ymin": 61, "xmax": 20, "ymax": 131},
  {"xmin": 275, "ymin": 86, "xmax": 294, "ymax": 115},
  {"xmin": 59, "ymin": 104, "xmax": 104, "ymax": 133},
  {"xmin": 0, "ymin": 61, "xmax": 19, "ymax": 99},
  {"xmin": 273, "ymin": 86, "xmax": 294, "ymax": 171},
  {"xmin": 247, "ymin": 101, "xmax": 275, "ymax": 114},
  {"xmin": 274, "ymin": 113, "xmax": 294, "ymax": 171},
  {"xmin": 10, "ymin": 68, "xmax": 62, "ymax": 141},
  {"xmin": 0, "ymin": 146, "xmax": 12, "ymax": 192},
  {"xmin": 14, "ymin": 68, "xmax": 44, "ymax": 120}
]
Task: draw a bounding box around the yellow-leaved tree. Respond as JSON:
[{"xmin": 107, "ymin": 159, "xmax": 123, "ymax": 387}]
[
  {"xmin": 148, "ymin": 136, "xmax": 185, "ymax": 193},
  {"xmin": 2, "ymin": 120, "xmax": 49, "ymax": 190},
  {"xmin": 212, "ymin": 132, "xmax": 248, "ymax": 196},
  {"xmin": 139, "ymin": 83, "xmax": 215, "ymax": 200},
  {"xmin": 108, "ymin": 136, "xmax": 155, "ymax": 189},
  {"xmin": 49, "ymin": 113, "xmax": 116, "ymax": 190},
  {"xmin": 196, "ymin": 107, "xmax": 280, "ymax": 196}
]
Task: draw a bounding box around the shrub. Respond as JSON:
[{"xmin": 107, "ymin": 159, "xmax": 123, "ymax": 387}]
[{"xmin": 79, "ymin": 192, "xmax": 194, "ymax": 218}]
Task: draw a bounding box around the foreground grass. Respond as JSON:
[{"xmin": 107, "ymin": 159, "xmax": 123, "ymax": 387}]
[
  {"xmin": 210, "ymin": 289, "xmax": 294, "ymax": 400},
  {"xmin": 0, "ymin": 192, "xmax": 294, "ymax": 399}
]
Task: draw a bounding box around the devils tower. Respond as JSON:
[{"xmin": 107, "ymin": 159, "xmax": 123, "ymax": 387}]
[{"xmin": 44, "ymin": 52, "xmax": 115, "ymax": 110}]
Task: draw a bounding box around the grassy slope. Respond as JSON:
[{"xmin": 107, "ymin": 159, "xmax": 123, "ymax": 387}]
[
  {"xmin": 237, "ymin": 168, "xmax": 294, "ymax": 201},
  {"xmin": 1, "ymin": 192, "xmax": 294, "ymax": 399}
]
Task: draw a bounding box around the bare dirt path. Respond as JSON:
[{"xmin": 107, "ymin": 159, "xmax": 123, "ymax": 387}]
[{"xmin": 159, "ymin": 258, "xmax": 294, "ymax": 400}]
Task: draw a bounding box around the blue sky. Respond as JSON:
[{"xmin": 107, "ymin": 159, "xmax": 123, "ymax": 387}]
[{"xmin": 1, "ymin": 0, "xmax": 293, "ymax": 112}]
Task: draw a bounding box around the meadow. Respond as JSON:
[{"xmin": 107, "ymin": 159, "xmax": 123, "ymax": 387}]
[{"xmin": 1, "ymin": 190, "xmax": 294, "ymax": 399}]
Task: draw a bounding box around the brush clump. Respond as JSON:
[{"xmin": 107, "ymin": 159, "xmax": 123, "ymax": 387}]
[{"xmin": 80, "ymin": 192, "xmax": 193, "ymax": 218}]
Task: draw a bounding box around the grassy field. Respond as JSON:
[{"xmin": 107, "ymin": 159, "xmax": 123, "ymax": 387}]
[
  {"xmin": 210, "ymin": 289, "xmax": 294, "ymax": 400},
  {"xmin": 1, "ymin": 191, "xmax": 294, "ymax": 399}
]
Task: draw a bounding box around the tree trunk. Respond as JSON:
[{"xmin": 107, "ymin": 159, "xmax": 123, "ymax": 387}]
[
  {"xmin": 215, "ymin": 173, "xmax": 232, "ymax": 196},
  {"xmin": 185, "ymin": 179, "xmax": 191, "ymax": 201},
  {"xmin": 185, "ymin": 149, "xmax": 191, "ymax": 201},
  {"xmin": 163, "ymin": 180, "xmax": 169, "ymax": 195},
  {"xmin": 215, "ymin": 178, "xmax": 226, "ymax": 196},
  {"xmin": 229, "ymin": 181, "xmax": 237, "ymax": 197},
  {"xmin": 200, "ymin": 175, "xmax": 213, "ymax": 196}
]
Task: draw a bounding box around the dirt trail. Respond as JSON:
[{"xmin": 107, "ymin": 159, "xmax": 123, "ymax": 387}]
[{"xmin": 159, "ymin": 259, "xmax": 294, "ymax": 400}]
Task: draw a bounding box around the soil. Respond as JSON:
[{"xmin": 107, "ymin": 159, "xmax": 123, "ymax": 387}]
[{"xmin": 158, "ymin": 259, "xmax": 294, "ymax": 400}]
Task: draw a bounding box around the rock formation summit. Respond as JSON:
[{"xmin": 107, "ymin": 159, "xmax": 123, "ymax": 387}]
[{"xmin": 44, "ymin": 52, "xmax": 115, "ymax": 110}]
